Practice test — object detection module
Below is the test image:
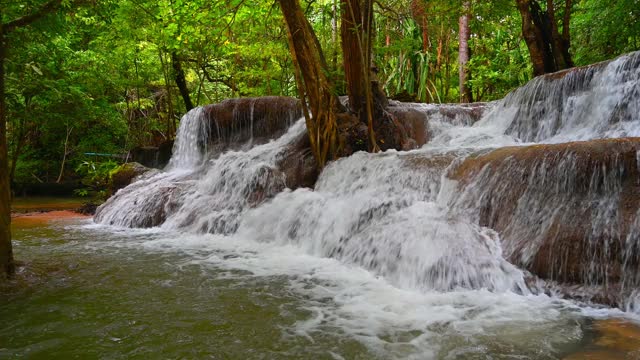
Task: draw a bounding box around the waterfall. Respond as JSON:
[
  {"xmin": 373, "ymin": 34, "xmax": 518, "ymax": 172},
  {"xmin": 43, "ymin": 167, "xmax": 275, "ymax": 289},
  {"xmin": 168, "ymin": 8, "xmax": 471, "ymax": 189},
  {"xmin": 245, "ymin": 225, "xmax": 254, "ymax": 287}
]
[
  {"xmin": 237, "ymin": 150, "xmax": 528, "ymax": 292},
  {"xmin": 166, "ymin": 107, "xmax": 209, "ymax": 171},
  {"xmin": 95, "ymin": 115, "xmax": 307, "ymax": 231},
  {"xmin": 95, "ymin": 52, "xmax": 640, "ymax": 310}
]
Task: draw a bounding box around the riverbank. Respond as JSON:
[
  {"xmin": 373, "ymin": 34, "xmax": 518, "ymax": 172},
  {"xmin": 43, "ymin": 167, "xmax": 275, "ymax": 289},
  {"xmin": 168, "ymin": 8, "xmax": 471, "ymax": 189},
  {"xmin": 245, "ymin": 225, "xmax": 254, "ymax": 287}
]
[
  {"xmin": 11, "ymin": 197, "xmax": 86, "ymax": 214},
  {"xmin": 11, "ymin": 210, "xmax": 90, "ymax": 228}
]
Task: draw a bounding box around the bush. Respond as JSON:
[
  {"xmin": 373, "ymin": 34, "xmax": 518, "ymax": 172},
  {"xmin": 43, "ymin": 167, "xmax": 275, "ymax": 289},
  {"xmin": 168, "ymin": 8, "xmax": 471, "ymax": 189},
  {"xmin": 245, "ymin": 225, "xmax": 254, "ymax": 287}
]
[{"xmin": 74, "ymin": 160, "xmax": 120, "ymax": 200}]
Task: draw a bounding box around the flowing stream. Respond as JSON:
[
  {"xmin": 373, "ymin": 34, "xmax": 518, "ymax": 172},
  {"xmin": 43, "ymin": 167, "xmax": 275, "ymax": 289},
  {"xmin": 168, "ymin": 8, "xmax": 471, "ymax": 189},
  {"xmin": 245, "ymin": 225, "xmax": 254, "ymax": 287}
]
[
  {"xmin": 4, "ymin": 52, "xmax": 640, "ymax": 358},
  {"xmin": 3, "ymin": 217, "xmax": 625, "ymax": 359}
]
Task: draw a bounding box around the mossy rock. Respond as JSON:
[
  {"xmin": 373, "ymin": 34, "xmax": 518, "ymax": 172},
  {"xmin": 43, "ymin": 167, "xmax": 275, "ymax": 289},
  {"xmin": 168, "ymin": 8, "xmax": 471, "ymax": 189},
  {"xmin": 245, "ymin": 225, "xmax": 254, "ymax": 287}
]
[{"xmin": 111, "ymin": 162, "xmax": 151, "ymax": 192}]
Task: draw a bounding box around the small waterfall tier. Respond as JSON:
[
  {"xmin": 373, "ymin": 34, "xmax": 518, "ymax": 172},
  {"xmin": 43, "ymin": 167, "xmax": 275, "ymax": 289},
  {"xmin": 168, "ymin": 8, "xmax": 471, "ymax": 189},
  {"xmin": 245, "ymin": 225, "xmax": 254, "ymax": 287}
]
[{"xmin": 95, "ymin": 51, "xmax": 640, "ymax": 310}]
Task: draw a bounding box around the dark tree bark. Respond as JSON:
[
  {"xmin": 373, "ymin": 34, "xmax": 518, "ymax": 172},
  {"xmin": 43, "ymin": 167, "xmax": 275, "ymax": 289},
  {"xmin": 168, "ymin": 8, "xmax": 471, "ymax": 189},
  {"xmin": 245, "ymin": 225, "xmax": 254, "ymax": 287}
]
[
  {"xmin": 546, "ymin": 0, "xmax": 571, "ymax": 70},
  {"xmin": 278, "ymin": 0, "xmax": 341, "ymax": 167},
  {"xmin": 0, "ymin": 29, "xmax": 14, "ymax": 278},
  {"xmin": 9, "ymin": 116, "xmax": 28, "ymax": 186},
  {"xmin": 278, "ymin": 0, "xmax": 410, "ymax": 167},
  {"xmin": 341, "ymin": 0, "xmax": 378, "ymax": 149},
  {"xmin": 171, "ymin": 52, "xmax": 194, "ymax": 112},
  {"xmin": 561, "ymin": 0, "xmax": 574, "ymax": 68},
  {"xmin": 516, "ymin": 0, "xmax": 574, "ymax": 76},
  {"xmin": 458, "ymin": 1, "xmax": 473, "ymax": 103}
]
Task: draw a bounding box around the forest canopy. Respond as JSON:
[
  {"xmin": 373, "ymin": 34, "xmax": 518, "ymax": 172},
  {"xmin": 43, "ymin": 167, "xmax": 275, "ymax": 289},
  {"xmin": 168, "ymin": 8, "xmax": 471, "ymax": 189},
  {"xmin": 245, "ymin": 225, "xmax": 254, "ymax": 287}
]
[{"xmin": 1, "ymin": 0, "xmax": 639, "ymax": 186}]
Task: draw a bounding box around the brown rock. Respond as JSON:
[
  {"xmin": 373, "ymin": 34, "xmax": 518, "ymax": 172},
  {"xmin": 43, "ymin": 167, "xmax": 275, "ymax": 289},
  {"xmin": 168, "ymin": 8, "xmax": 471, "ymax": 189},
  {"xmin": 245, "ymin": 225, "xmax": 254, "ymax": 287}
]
[
  {"xmin": 203, "ymin": 96, "xmax": 302, "ymax": 147},
  {"xmin": 111, "ymin": 162, "xmax": 152, "ymax": 192},
  {"xmin": 277, "ymin": 133, "xmax": 319, "ymax": 190},
  {"xmin": 449, "ymin": 138, "xmax": 640, "ymax": 307}
]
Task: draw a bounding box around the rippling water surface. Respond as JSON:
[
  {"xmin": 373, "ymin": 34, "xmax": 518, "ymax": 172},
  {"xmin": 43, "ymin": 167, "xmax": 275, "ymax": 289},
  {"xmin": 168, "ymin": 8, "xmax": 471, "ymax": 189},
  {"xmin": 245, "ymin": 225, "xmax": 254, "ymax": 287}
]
[{"xmin": 2, "ymin": 217, "xmax": 640, "ymax": 359}]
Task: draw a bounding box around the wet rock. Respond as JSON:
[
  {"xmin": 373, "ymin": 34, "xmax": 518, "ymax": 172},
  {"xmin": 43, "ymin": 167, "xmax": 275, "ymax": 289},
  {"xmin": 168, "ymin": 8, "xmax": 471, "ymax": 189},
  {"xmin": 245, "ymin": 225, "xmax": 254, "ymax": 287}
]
[
  {"xmin": 203, "ymin": 96, "xmax": 303, "ymax": 148},
  {"xmin": 94, "ymin": 183, "xmax": 177, "ymax": 228},
  {"xmin": 247, "ymin": 166, "xmax": 287, "ymax": 207},
  {"xmin": 77, "ymin": 202, "xmax": 99, "ymax": 215},
  {"xmin": 449, "ymin": 137, "xmax": 640, "ymax": 308},
  {"xmin": 158, "ymin": 140, "xmax": 174, "ymax": 167},
  {"xmin": 111, "ymin": 162, "xmax": 152, "ymax": 192},
  {"xmin": 277, "ymin": 133, "xmax": 319, "ymax": 190},
  {"xmin": 388, "ymin": 107, "xmax": 429, "ymax": 148},
  {"xmin": 563, "ymin": 319, "xmax": 640, "ymax": 359},
  {"xmin": 390, "ymin": 101, "xmax": 489, "ymax": 126},
  {"xmin": 387, "ymin": 102, "xmax": 489, "ymax": 148}
]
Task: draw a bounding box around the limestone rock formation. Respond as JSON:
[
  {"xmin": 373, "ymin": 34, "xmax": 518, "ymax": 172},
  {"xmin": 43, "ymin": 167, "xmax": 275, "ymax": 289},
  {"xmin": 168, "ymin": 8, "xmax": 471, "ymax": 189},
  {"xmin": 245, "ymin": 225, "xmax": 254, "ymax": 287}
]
[{"xmin": 449, "ymin": 138, "xmax": 640, "ymax": 307}]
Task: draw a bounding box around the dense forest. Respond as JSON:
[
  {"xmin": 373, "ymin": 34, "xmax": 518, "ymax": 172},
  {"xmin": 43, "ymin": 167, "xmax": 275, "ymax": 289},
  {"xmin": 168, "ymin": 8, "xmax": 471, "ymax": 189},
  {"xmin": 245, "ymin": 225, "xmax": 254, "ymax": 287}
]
[{"xmin": 1, "ymin": 0, "xmax": 638, "ymax": 186}]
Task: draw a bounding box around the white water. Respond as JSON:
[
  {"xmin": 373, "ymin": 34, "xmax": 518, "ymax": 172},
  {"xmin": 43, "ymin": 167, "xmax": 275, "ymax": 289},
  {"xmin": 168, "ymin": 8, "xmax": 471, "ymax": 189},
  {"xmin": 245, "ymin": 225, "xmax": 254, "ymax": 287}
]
[
  {"xmin": 167, "ymin": 107, "xmax": 209, "ymax": 171},
  {"xmin": 426, "ymin": 51, "xmax": 640, "ymax": 149},
  {"xmin": 93, "ymin": 51, "xmax": 640, "ymax": 355}
]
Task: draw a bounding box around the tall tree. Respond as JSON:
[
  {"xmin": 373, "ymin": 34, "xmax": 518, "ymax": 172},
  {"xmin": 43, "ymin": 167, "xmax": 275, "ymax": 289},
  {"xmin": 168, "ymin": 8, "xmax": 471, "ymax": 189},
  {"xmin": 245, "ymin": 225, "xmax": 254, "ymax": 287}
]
[
  {"xmin": 341, "ymin": 0, "xmax": 379, "ymax": 150},
  {"xmin": 278, "ymin": 0, "xmax": 341, "ymax": 167},
  {"xmin": 516, "ymin": 0, "xmax": 574, "ymax": 76},
  {"xmin": 171, "ymin": 52, "xmax": 194, "ymax": 112},
  {"xmin": 279, "ymin": 0, "xmax": 409, "ymax": 167},
  {"xmin": 458, "ymin": 1, "xmax": 472, "ymax": 102},
  {"xmin": 1, "ymin": 0, "xmax": 68, "ymax": 277}
]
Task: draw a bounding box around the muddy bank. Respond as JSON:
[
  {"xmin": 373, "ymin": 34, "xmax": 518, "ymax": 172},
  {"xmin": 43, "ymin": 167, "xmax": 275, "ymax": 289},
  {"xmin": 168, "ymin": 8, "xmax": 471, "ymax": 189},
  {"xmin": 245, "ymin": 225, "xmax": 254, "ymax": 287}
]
[
  {"xmin": 11, "ymin": 211, "xmax": 90, "ymax": 228},
  {"xmin": 11, "ymin": 197, "xmax": 86, "ymax": 214}
]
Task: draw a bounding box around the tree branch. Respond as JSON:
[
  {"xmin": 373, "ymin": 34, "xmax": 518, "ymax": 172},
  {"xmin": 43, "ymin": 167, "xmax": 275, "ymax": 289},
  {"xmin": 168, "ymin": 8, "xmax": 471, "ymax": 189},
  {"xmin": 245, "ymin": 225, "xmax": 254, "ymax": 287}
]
[
  {"xmin": 200, "ymin": 66, "xmax": 238, "ymax": 93},
  {"xmin": 3, "ymin": 0, "xmax": 63, "ymax": 34}
]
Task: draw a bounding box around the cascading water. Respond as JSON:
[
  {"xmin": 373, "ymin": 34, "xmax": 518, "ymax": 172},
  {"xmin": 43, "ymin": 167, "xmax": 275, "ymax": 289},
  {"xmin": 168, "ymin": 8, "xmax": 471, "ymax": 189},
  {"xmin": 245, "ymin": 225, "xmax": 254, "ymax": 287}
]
[
  {"xmin": 95, "ymin": 109, "xmax": 307, "ymax": 231},
  {"xmin": 237, "ymin": 150, "xmax": 528, "ymax": 293},
  {"xmin": 166, "ymin": 107, "xmax": 210, "ymax": 171},
  {"xmin": 96, "ymin": 52, "xmax": 640, "ymax": 311}
]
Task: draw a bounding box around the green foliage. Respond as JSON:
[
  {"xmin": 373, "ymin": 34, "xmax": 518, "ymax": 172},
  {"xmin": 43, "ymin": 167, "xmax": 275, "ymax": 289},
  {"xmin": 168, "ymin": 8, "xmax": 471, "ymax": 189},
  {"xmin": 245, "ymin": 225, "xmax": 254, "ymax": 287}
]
[
  {"xmin": 74, "ymin": 160, "xmax": 120, "ymax": 199},
  {"xmin": 467, "ymin": 0, "xmax": 533, "ymax": 100},
  {"xmin": 572, "ymin": 0, "xmax": 640, "ymax": 65},
  {"xmin": 3, "ymin": 0, "xmax": 638, "ymax": 189}
]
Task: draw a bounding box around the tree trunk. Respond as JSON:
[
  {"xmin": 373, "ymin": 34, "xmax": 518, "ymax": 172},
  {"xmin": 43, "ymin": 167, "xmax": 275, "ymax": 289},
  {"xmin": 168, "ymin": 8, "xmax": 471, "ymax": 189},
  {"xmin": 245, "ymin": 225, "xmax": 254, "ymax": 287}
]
[
  {"xmin": 9, "ymin": 117, "xmax": 28, "ymax": 185},
  {"xmin": 0, "ymin": 32, "xmax": 15, "ymax": 278},
  {"xmin": 279, "ymin": 0, "xmax": 409, "ymax": 166},
  {"xmin": 278, "ymin": 0, "xmax": 341, "ymax": 167},
  {"xmin": 458, "ymin": 1, "xmax": 472, "ymax": 103},
  {"xmin": 561, "ymin": 0, "xmax": 574, "ymax": 67},
  {"xmin": 516, "ymin": 0, "xmax": 548, "ymax": 76},
  {"xmin": 341, "ymin": 0, "xmax": 386, "ymax": 151},
  {"xmin": 410, "ymin": 0, "xmax": 429, "ymax": 52},
  {"xmin": 516, "ymin": 0, "xmax": 573, "ymax": 76},
  {"xmin": 56, "ymin": 125, "xmax": 72, "ymax": 183},
  {"xmin": 171, "ymin": 52, "xmax": 194, "ymax": 112},
  {"xmin": 341, "ymin": 0, "xmax": 367, "ymax": 118},
  {"xmin": 546, "ymin": 0, "xmax": 568, "ymax": 70}
]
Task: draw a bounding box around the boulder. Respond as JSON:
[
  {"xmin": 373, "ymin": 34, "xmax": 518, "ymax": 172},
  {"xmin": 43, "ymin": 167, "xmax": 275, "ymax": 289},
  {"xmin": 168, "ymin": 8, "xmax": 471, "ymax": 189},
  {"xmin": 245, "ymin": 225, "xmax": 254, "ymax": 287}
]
[
  {"xmin": 449, "ymin": 138, "xmax": 640, "ymax": 307},
  {"xmin": 111, "ymin": 162, "xmax": 152, "ymax": 192},
  {"xmin": 203, "ymin": 96, "xmax": 303, "ymax": 147}
]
